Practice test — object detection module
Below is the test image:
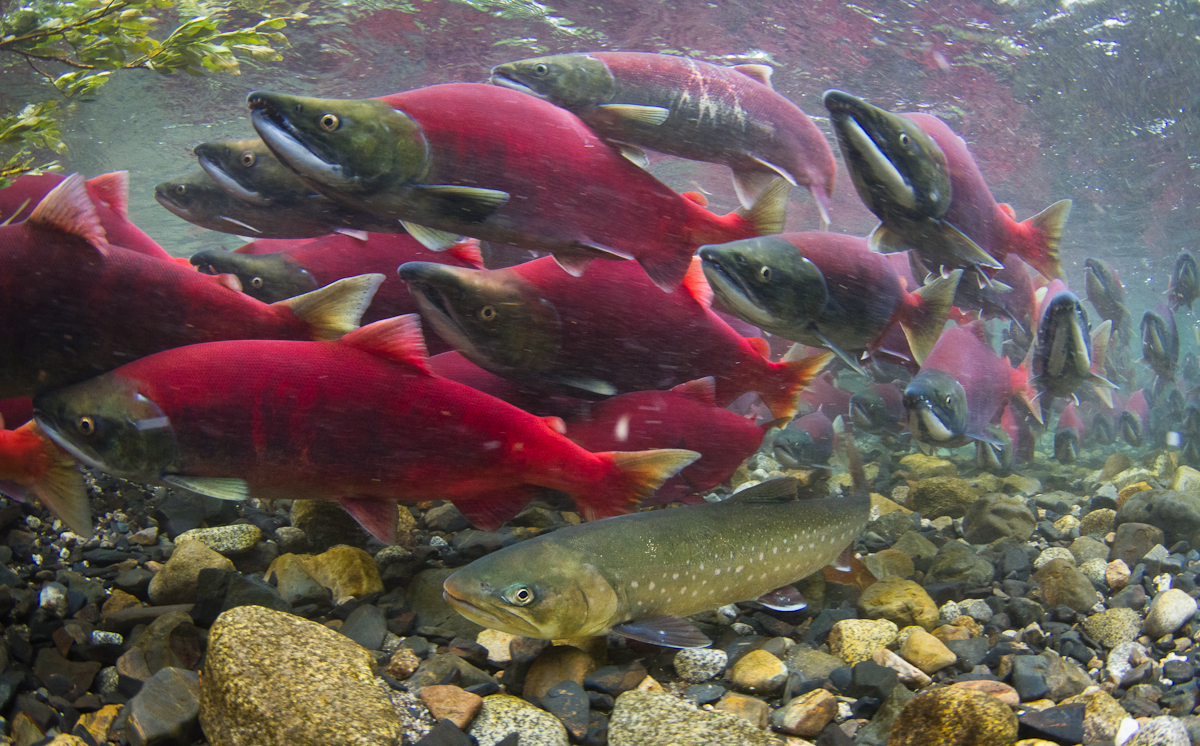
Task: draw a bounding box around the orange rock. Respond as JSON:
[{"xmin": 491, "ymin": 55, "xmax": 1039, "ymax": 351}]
[
  {"xmin": 387, "ymin": 648, "xmax": 421, "ymax": 680},
  {"xmin": 952, "ymin": 680, "xmax": 1020, "ymax": 707},
  {"xmin": 1116, "ymin": 482, "xmax": 1152, "ymax": 509},
  {"xmin": 419, "ymin": 685, "xmax": 483, "ymax": 729}
]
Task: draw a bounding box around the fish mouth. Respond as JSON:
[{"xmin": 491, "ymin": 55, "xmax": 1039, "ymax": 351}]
[
  {"xmin": 1054, "ymin": 430, "xmax": 1079, "ymax": 463},
  {"xmin": 442, "ymin": 587, "xmax": 540, "ymax": 637},
  {"xmin": 196, "ymin": 152, "xmax": 269, "ymax": 206},
  {"xmin": 904, "ymin": 400, "xmax": 959, "ymax": 444},
  {"xmin": 823, "ymin": 89, "xmax": 918, "ymax": 211},
  {"xmin": 488, "ymin": 70, "xmax": 542, "ymax": 98},
  {"xmin": 398, "ymin": 262, "xmax": 484, "ymax": 360},
  {"xmin": 247, "ymin": 92, "xmax": 345, "ymax": 188},
  {"xmin": 32, "ymin": 410, "xmax": 114, "ymax": 473},
  {"xmin": 1039, "ymin": 296, "xmax": 1091, "ymax": 381},
  {"xmin": 697, "ymin": 248, "xmax": 777, "ymax": 329},
  {"xmin": 1118, "ymin": 411, "xmax": 1143, "ymax": 447}
]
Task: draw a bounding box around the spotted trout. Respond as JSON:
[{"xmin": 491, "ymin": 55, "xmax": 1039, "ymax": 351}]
[{"xmin": 443, "ymin": 459, "xmax": 870, "ymax": 648}]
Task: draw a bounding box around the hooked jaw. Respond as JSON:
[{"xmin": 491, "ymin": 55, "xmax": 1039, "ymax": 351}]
[{"xmin": 248, "ymin": 92, "xmax": 346, "ymax": 189}]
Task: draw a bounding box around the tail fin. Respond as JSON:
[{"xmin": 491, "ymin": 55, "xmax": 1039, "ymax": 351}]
[
  {"xmin": 735, "ymin": 177, "xmax": 790, "ymax": 237},
  {"xmin": 275, "ymin": 273, "xmax": 384, "ymax": 340},
  {"xmin": 582, "ymin": 449, "xmax": 701, "ymax": 521},
  {"xmin": 4, "ymin": 422, "xmax": 92, "ymax": 538},
  {"xmin": 760, "ymin": 352, "xmax": 834, "ymax": 420},
  {"xmin": 900, "ymin": 269, "xmax": 962, "ymax": 366},
  {"xmin": 1021, "ymin": 199, "xmax": 1072, "ymax": 281}
]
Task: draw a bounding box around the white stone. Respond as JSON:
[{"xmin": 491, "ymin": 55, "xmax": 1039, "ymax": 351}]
[
  {"xmin": 1144, "ymin": 588, "xmax": 1198, "ymax": 638},
  {"xmin": 674, "ymin": 648, "xmax": 728, "ymax": 684},
  {"xmin": 958, "ymin": 599, "xmax": 993, "ymax": 622},
  {"xmin": 937, "ymin": 601, "xmax": 961, "ymax": 626},
  {"xmin": 1034, "ymin": 546, "xmax": 1076, "ymax": 569}
]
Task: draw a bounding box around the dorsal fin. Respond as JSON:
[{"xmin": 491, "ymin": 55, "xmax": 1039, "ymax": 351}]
[
  {"xmin": 86, "ymin": 171, "xmax": 129, "ymax": 219},
  {"xmin": 447, "ymin": 238, "xmax": 485, "ymax": 269},
  {"xmin": 732, "ymin": 63, "xmax": 774, "ymax": 88},
  {"xmin": 730, "ymin": 476, "xmax": 797, "ymax": 504},
  {"xmin": 747, "ymin": 337, "xmax": 771, "ymax": 359},
  {"xmin": 681, "ymin": 257, "xmax": 713, "ymax": 309},
  {"xmin": 670, "ymin": 377, "xmax": 717, "ymax": 406},
  {"xmin": 28, "ymin": 173, "xmax": 108, "ymax": 252},
  {"xmin": 999, "ymin": 202, "xmax": 1016, "ymax": 220},
  {"xmin": 341, "ymin": 314, "xmax": 430, "ymax": 373}
]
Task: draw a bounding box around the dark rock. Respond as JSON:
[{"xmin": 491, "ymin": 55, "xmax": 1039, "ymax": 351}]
[
  {"xmin": 927, "ymin": 542, "xmax": 995, "ymax": 586},
  {"xmin": 1110, "ymin": 522, "xmax": 1167, "ymax": 567},
  {"xmin": 413, "ymin": 719, "xmax": 473, "ymax": 746},
  {"xmin": 1161, "ymin": 687, "xmax": 1196, "ymax": 716},
  {"xmin": 1017, "ymin": 702, "xmax": 1085, "ymax": 744},
  {"xmin": 584, "ymin": 661, "xmax": 649, "ymax": 697},
  {"xmin": 448, "ymin": 531, "xmax": 505, "ymax": 560},
  {"xmin": 447, "ymin": 638, "xmax": 489, "ymax": 669},
  {"xmin": 81, "ymin": 548, "xmax": 135, "ymax": 566},
  {"xmin": 1111, "ymin": 584, "xmax": 1148, "ymax": 609},
  {"xmin": 1032, "ymin": 559, "xmax": 1100, "ymax": 612},
  {"xmin": 424, "ymin": 504, "xmax": 470, "ymax": 533},
  {"xmin": 125, "ymin": 667, "xmax": 201, "ymax": 746},
  {"xmin": 153, "ymin": 491, "xmax": 237, "ymax": 539},
  {"xmin": 1011, "ymin": 654, "xmax": 1050, "ymax": 701},
  {"xmin": 34, "ymin": 647, "xmax": 102, "ymax": 700},
  {"xmin": 855, "ymin": 684, "xmax": 915, "ymax": 746},
  {"xmin": 846, "ymin": 661, "xmax": 898, "ymax": 701},
  {"xmin": 1118, "ymin": 489, "xmax": 1200, "ymax": 547},
  {"xmin": 801, "ymin": 604, "xmax": 858, "ymax": 645},
  {"xmin": 944, "ymin": 638, "xmax": 989, "ymax": 671},
  {"xmin": 964, "ymin": 494, "xmax": 1037, "ymax": 543},
  {"xmin": 115, "ymin": 568, "xmax": 155, "ymax": 600},
  {"xmin": 588, "ymin": 691, "xmax": 615, "ymax": 711},
  {"xmin": 1165, "ymin": 659, "xmax": 1196, "ymax": 683},
  {"xmin": 684, "ymin": 684, "xmax": 726, "ymax": 705},
  {"xmin": 543, "ymin": 680, "xmax": 589, "ymax": 740},
  {"xmin": 407, "ymin": 654, "xmax": 494, "ymax": 694},
  {"xmin": 1007, "ymin": 597, "xmax": 1047, "ymax": 627},
  {"xmin": 464, "ymin": 681, "xmax": 500, "ymax": 697},
  {"xmin": 582, "ymin": 710, "xmax": 608, "ymax": 746},
  {"xmin": 340, "ymin": 605, "xmax": 387, "ymax": 651},
  {"xmin": 1122, "ymin": 695, "xmax": 1164, "ymax": 718}
]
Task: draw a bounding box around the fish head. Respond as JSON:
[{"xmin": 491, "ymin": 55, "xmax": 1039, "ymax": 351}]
[
  {"xmin": 1089, "ymin": 413, "xmax": 1115, "ymax": 446},
  {"xmin": 1118, "ymin": 409, "xmax": 1143, "ymax": 448},
  {"xmin": 189, "ymin": 250, "xmax": 317, "ymax": 303},
  {"xmin": 195, "ymin": 137, "xmax": 311, "ymax": 206},
  {"xmin": 698, "ymin": 237, "xmax": 827, "ymax": 335},
  {"xmin": 1168, "ymin": 388, "xmax": 1187, "ymax": 421},
  {"xmin": 1053, "ymin": 425, "xmax": 1079, "ymax": 464},
  {"xmin": 1140, "ymin": 310, "xmax": 1172, "ymax": 369},
  {"xmin": 443, "ymin": 541, "xmax": 620, "ymax": 640},
  {"xmin": 822, "ymin": 89, "xmax": 951, "ymax": 221},
  {"xmin": 1170, "ymin": 251, "xmax": 1198, "ymax": 308},
  {"xmin": 399, "ymin": 261, "xmax": 561, "ymax": 373},
  {"xmin": 903, "ymin": 369, "xmax": 968, "ymax": 446},
  {"xmin": 489, "ymin": 54, "xmax": 615, "ymax": 107},
  {"xmin": 33, "ymin": 376, "xmax": 175, "ymax": 479},
  {"xmin": 771, "ymin": 427, "xmax": 818, "ymax": 469},
  {"xmin": 247, "ymin": 91, "xmax": 428, "ymax": 196},
  {"xmin": 154, "ymin": 171, "xmax": 231, "ymax": 221},
  {"xmin": 1183, "ymin": 403, "xmax": 1200, "ymax": 438},
  {"xmin": 1034, "ymin": 291, "xmax": 1092, "ymax": 385}
]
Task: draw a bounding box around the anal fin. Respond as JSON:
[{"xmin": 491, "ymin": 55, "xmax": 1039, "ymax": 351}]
[
  {"xmin": 612, "ymin": 615, "xmax": 711, "ymax": 648},
  {"xmin": 339, "ymin": 496, "xmax": 399, "ymax": 544}
]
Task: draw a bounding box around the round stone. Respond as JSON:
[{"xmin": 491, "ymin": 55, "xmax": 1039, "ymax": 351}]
[
  {"xmin": 729, "ymin": 650, "xmax": 787, "ymax": 695},
  {"xmin": 673, "ymin": 648, "xmax": 728, "ymax": 684},
  {"xmin": 176, "ymin": 524, "xmax": 262, "ymax": 555},
  {"xmin": 1144, "ymin": 589, "xmax": 1199, "ymax": 638}
]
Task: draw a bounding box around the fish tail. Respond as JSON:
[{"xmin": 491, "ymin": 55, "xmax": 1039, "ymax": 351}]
[
  {"xmin": 900, "ymin": 269, "xmax": 962, "ymax": 366},
  {"xmin": 274, "ymin": 273, "xmax": 385, "ymax": 340},
  {"xmin": 736, "ymin": 177, "xmax": 790, "ymax": 237},
  {"xmin": 759, "ymin": 352, "xmax": 834, "ymax": 420},
  {"xmin": 808, "ymin": 185, "xmax": 832, "ymax": 231},
  {"xmin": 582, "ymin": 449, "xmax": 701, "ymax": 521},
  {"xmin": 6, "ymin": 422, "xmax": 92, "ymax": 538},
  {"xmin": 1019, "ymin": 199, "xmax": 1072, "ymax": 281}
]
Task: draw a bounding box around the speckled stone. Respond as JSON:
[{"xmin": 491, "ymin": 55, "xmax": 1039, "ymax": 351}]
[
  {"xmin": 1060, "ymin": 689, "xmax": 1129, "ymax": 743},
  {"xmin": 468, "ymin": 694, "xmax": 568, "ymax": 746},
  {"xmin": 1107, "ymin": 559, "xmax": 1131, "ymax": 590},
  {"xmin": 147, "ymin": 539, "xmax": 235, "ymax": 605},
  {"xmin": 1070, "ymin": 536, "xmax": 1110, "ymax": 565},
  {"xmin": 1034, "ymin": 547, "xmax": 1076, "ymax": 569},
  {"xmin": 673, "ymin": 648, "xmax": 727, "ymax": 684},
  {"xmin": 175, "ymin": 525, "xmax": 262, "ymax": 555},
  {"xmin": 608, "ymin": 690, "xmax": 778, "ymax": 746},
  {"xmin": 1145, "ymin": 589, "xmax": 1199, "ymax": 638},
  {"xmin": 1124, "ymin": 716, "xmax": 1191, "ymax": 746},
  {"xmin": 713, "ymin": 692, "xmax": 769, "ymax": 728},
  {"xmin": 899, "ymin": 453, "xmax": 958, "ymax": 479},
  {"xmin": 1079, "ymin": 558, "xmax": 1108, "ymax": 586},
  {"xmin": 1083, "ymin": 607, "xmax": 1141, "ymax": 648},
  {"xmin": 951, "ymin": 680, "xmax": 1020, "ymax": 707},
  {"xmin": 909, "ymin": 478, "xmax": 983, "ymax": 519},
  {"xmin": 828, "ymin": 619, "xmax": 899, "ymax": 666},
  {"xmin": 888, "ymin": 687, "xmax": 1018, "ymax": 746},
  {"xmin": 199, "ymin": 606, "xmax": 403, "ymax": 746},
  {"xmin": 476, "ymin": 629, "xmax": 518, "ymax": 665},
  {"xmin": 730, "ymin": 649, "xmax": 787, "ymax": 695},
  {"xmin": 1032, "ymin": 559, "xmax": 1100, "ymax": 612},
  {"xmin": 857, "ymin": 577, "xmax": 939, "ymax": 630},
  {"xmin": 1080, "ymin": 509, "xmax": 1117, "ymax": 536}
]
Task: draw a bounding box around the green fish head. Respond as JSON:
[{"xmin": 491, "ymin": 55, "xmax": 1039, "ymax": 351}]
[
  {"xmin": 154, "ymin": 171, "xmax": 229, "ymax": 219},
  {"xmin": 902, "ymin": 369, "xmax": 968, "ymax": 446},
  {"xmin": 247, "ymin": 91, "xmax": 429, "ymax": 197},
  {"xmin": 443, "ymin": 541, "xmax": 621, "ymax": 640},
  {"xmin": 195, "ymin": 137, "xmax": 312, "ymax": 206},
  {"xmin": 399, "ymin": 261, "xmax": 561, "ymax": 373},
  {"xmin": 698, "ymin": 236, "xmax": 828, "ymax": 336},
  {"xmin": 33, "ymin": 376, "xmax": 176, "ymax": 480},
  {"xmin": 490, "ymin": 54, "xmax": 616, "ymax": 108},
  {"xmin": 190, "ymin": 250, "xmax": 318, "ymax": 303},
  {"xmin": 823, "ymin": 89, "xmax": 951, "ymax": 221}
]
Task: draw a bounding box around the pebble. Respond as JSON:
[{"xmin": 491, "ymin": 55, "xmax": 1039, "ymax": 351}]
[
  {"xmin": 772, "ymin": 689, "xmax": 837, "ymax": 737},
  {"xmin": 888, "ymin": 687, "xmax": 1018, "ymax": 746},
  {"xmin": 607, "ymin": 690, "xmax": 777, "ymax": 746},
  {"xmin": 828, "ymin": 618, "xmax": 899, "ymax": 666},
  {"xmin": 951, "ymin": 680, "xmax": 1019, "ymax": 707},
  {"xmin": 1033, "ymin": 547, "xmax": 1076, "ymax": 569},
  {"xmin": 1106, "ymin": 559, "xmax": 1131, "ymax": 589},
  {"xmin": 125, "ymin": 667, "xmax": 201, "ymax": 746},
  {"xmin": 1032, "ymin": 559, "xmax": 1100, "ymax": 611},
  {"xmin": 729, "ymin": 649, "xmax": 787, "ymax": 695},
  {"xmin": 1144, "ymin": 588, "xmax": 1198, "ymax": 637},
  {"xmin": 418, "ymin": 685, "xmax": 483, "ymax": 730},
  {"xmin": 898, "ymin": 628, "xmax": 957, "ymax": 674},
  {"xmin": 1083, "ymin": 607, "xmax": 1141, "ymax": 648},
  {"xmin": 266, "ymin": 546, "xmax": 383, "ymax": 602},
  {"xmin": 872, "ymin": 648, "xmax": 932, "ymax": 688},
  {"xmin": 147, "ymin": 539, "xmax": 235, "ymax": 605},
  {"xmin": 523, "ymin": 645, "xmax": 597, "ymax": 705},
  {"xmin": 673, "ymin": 648, "xmax": 727, "ymax": 684},
  {"xmin": 1109, "ymin": 522, "xmax": 1166, "ymax": 566},
  {"xmin": 468, "ymin": 694, "xmax": 568, "ymax": 746},
  {"xmin": 543, "ymin": 681, "xmax": 590, "ymax": 740},
  {"xmin": 963, "ymin": 493, "xmax": 1036, "ymax": 543},
  {"xmin": 908, "ymin": 478, "xmax": 983, "ymax": 519},
  {"xmin": 387, "ymin": 648, "xmax": 422, "ymax": 680},
  {"xmin": 857, "ymin": 577, "xmax": 939, "ymax": 630},
  {"xmin": 898, "ymin": 453, "xmax": 957, "ymax": 479},
  {"xmin": 713, "ymin": 691, "xmax": 769, "ymax": 727},
  {"xmin": 1080, "ymin": 508, "xmax": 1117, "ymax": 536},
  {"xmin": 476, "ymin": 629, "xmax": 518, "ymax": 665},
  {"xmin": 862, "ymin": 548, "xmax": 915, "ymax": 579},
  {"xmin": 1060, "ymin": 689, "xmax": 1129, "ymax": 743},
  {"xmin": 175, "ymin": 524, "xmax": 262, "ymax": 555}
]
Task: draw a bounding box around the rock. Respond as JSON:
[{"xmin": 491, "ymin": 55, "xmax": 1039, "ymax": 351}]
[
  {"xmin": 786, "ymin": 646, "xmax": 847, "ymax": 680},
  {"xmin": 1172, "ymin": 465, "xmax": 1200, "ymax": 494},
  {"xmin": 125, "ymin": 667, "xmax": 201, "ymax": 746},
  {"xmin": 1002, "ymin": 474, "xmax": 1042, "ymax": 497},
  {"xmin": 289, "ymin": 499, "xmax": 370, "ymax": 551},
  {"xmin": 608, "ymin": 690, "xmax": 778, "ymax": 746},
  {"xmin": 523, "ymin": 646, "xmax": 597, "ymax": 706},
  {"xmin": 341, "ymin": 604, "xmax": 387, "ymax": 651},
  {"xmin": 468, "ymin": 694, "xmax": 568, "ymax": 746},
  {"xmin": 909, "ymin": 478, "xmax": 983, "ymax": 519},
  {"xmin": 888, "ymin": 687, "xmax": 1018, "ymax": 746},
  {"xmin": 387, "ymin": 648, "xmax": 421, "ymax": 680},
  {"xmin": 407, "ymin": 568, "xmax": 484, "ymax": 638},
  {"xmin": 1032, "ymin": 559, "xmax": 1099, "ymax": 612},
  {"xmin": 891, "ymin": 531, "xmax": 939, "ymax": 561},
  {"xmin": 199, "ymin": 605, "xmax": 403, "ymax": 745},
  {"xmin": 419, "ymin": 685, "xmax": 482, "ymax": 730},
  {"xmin": 1078, "ymin": 558, "xmax": 1107, "ymax": 586},
  {"xmin": 674, "ymin": 648, "xmax": 727, "ymax": 684},
  {"xmin": 872, "ymin": 648, "xmax": 933, "ymax": 688},
  {"xmin": 425, "ymin": 503, "xmax": 470, "ymax": 533},
  {"xmin": 863, "ymin": 548, "xmax": 915, "ymax": 579},
  {"xmin": 1012, "ymin": 651, "xmax": 1090, "ymax": 702},
  {"xmin": 772, "ymin": 688, "xmax": 836, "ymax": 737},
  {"xmin": 1060, "ymin": 689, "xmax": 1128, "ymax": 743},
  {"xmin": 926, "ymin": 542, "xmax": 995, "ymax": 587},
  {"xmin": 147, "ymin": 539, "xmax": 235, "ymax": 605},
  {"xmin": 77, "ymin": 705, "xmax": 121, "ymax": 743},
  {"xmin": 1033, "ymin": 547, "xmax": 1076, "ymax": 569},
  {"xmin": 1124, "ymin": 716, "xmax": 1191, "ymax": 746},
  {"xmin": 898, "ymin": 628, "xmax": 957, "ymax": 674},
  {"xmin": 1080, "ymin": 509, "xmax": 1117, "ymax": 536},
  {"xmin": 856, "ymin": 684, "xmax": 916, "ymax": 746},
  {"xmin": 1107, "ymin": 559, "xmax": 1131, "ymax": 590},
  {"xmin": 1106, "ymin": 641, "xmax": 1149, "ymax": 684},
  {"xmin": 1018, "ymin": 703, "xmax": 1085, "ymax": 744},
  {"xmin": 729, "ymin": 649, "xmax": 787, "ymax": 695},
  {"xmin": 266, "ymin": 546, "xmax": 383, "ymax": 603},
  {"xmin": 713, "ymin": 692, "xmax": 769, "ymax": 727},
  {"xmin": 1144, "ymin": 588, "xmax": 1199, "ymax": 638},
  {"xmin": 175, "ymin": 525, "xmax": 262, "ymax": 555},
  {"xmin": 858, "ymin": 577, "xmax": 939, "ymax": 630},
  {"xmin": 1102, "ymin": 453, "xmax": 1133, "ymax": 480},
  {"xmin": 963, "ymin": 494, "xmax": 1036, "ymax": 543},
  {"xmin": 1083, "ymin": 607, "xmax": 1141, "ymax": 648},
  {"xmin": 828, "ymin": 619, "xmax": 898, "ymax": 666},
  {"xmin": 476, "ymin": 630, "xmax": 518, "ymax": 666},
  {"xmin": 1069, "ymin": 536, "xmax": 1109, "ymax": 565},
  {"xmin": 585, "ymin": 661, "xmax": 650, "ymax": 697},
  {"xmin": 33, "ymin": 648, "xmax": 102, "ymax": 700},
  {"xmin": 543, "ymin": 681, "xmax": 590, "ymax": 740},
  {"xmin": 1117, "ymin": 489, "xmax": 1200, "ymax": 546},
  {"xmin": 1109, "ymin": 522, "xmax": 1166, "ymax": 566},
  {"xmin": 899, "ymin": 453, "xmax": 957, "ymax": 479},
  {"xmin": 407, "ymin": 653, "xmax": 495, "ymax": 694},
  {"xmin": 952, "ymin": 680, "xmax": 1020, "ymax": 707}
]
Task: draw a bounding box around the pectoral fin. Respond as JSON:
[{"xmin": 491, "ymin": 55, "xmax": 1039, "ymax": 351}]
[
  {"xmin": 409, "ymin": 185, "xmax": 510, "ymax": 223},
  {"xmin": 612, "ymin": 615, "xmax": 711, "ymax": 648},
  {"xmin": 164, "ymin": 476, "xmax": 251, "ymax": 501},
  {"xmin": 401, "ymin": 221, "xmax": 466, "ymax": 251},
  {"xmin": 808, "ymin": 326, "xmax": 867, "ymax": 377},
  {"xmin": 598, "ymin": 104, "xmax": 670, "ymax": 125}
]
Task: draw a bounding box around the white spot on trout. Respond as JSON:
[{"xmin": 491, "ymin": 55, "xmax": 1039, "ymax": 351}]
[
  {"xmin": 759, "ymin": 553, "xmax": 765, "ymax": 561},
  {"xmin": 673, "ymin": 573, "xmax": 679, "ymax": 580},
  {"xmin": 735, "ymin": 566, "xmax": 744, "ymax": 573},
  {"xmin": 714, "ymin": 569, "xmax": 721, "ymax": 576},
  {"xmin": 631, "ymin": 581, "xmax": 638, "ymax": 589},
  {"xmin": 649, "ymin": 581, "xmax": 655, "ymax": 591},
  {"xmin": 483, "ymin": 441, "xmax": 500, "ymax": 450}
]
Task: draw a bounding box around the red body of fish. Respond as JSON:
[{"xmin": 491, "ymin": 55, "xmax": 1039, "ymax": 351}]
[
  {"xmin": 563, "ymin": 378, "xmax": 767, "ymax": 503},
  {"xmin": 427, "ymin": 351, "xmax": 588, "ymax": 420},
  {"xmin": 1, "ymin": 172, "xmax": 173, "ymax": 261},
  {"xmin": 905, "ymin": 113, "xmax": 1066, "ymax": 281},
  {"xmin": 0, "ymin": 176, "xmax": 375, "ymax": 397},
  {"xmin": 799, "ymin": 372, "xmax": 853, "ymax": 419},
  {"xmin": 1123, "ymin": 389, "xmax": 1149, "ymax": 424},
  {"xmin": 72, "ymin": 317, "xmax": 695, "ymax": 533},
  {"xmin": 233, "ymin": 237, "xmax": 315, "ymax": 255},
  {"xmin": 1057, "ymin": 401, "xmax": 1083, "ymax": 437},
  {"xmin": 922, "ymin": 322, "xmax": 1036, "ymax": 437},
  {"xmin": 378, "ymin": 84, "xmax": 773, "ymax": 290}
]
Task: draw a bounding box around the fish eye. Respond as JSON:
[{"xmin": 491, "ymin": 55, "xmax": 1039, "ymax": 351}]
[
  {"xmin": 759, "ymin": 266, "xmax": 772, "ymax": 281},
  {"xmin": 533, "ymin": 63, "xmax": 549, "ymax": 76},
  {"xmin": 76, "ymin": 416, "xmax": 96, "ymax": 436},
  {"xmin": 478, "ymin": 305, "xmax": 497, "ymax": 322},
  {"xmin": 251, "ymin": 277, "xmax": 264, "ymax": 289},
  {"xmin": 898, "ymin": 132, "xmax": 911, "ymax": 149},
  {"xmin": 944, "ymin": 395, "xmax": 952, "ymax": 407},
  {"xmin": 239, "ymin": 151, "xmax": 256, "ymax": 168},
  {"xmin": 503, "ymin": 584, "xmax": 535, "ymax": 606},
  {"xmin": 319, "ymin": 114, "xmax": 340, "ymax": 132},
  {"xmin": 174, "ymin": 185, "xmax": 186, "ymax": 195}
]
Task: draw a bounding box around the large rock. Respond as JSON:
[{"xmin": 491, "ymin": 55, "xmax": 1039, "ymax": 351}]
[
  {"xmin": 407, "ymin": 568, "xmax": 485, "ymax": 638},
  {"xmin": 888, "ymin": 687, "xmax": 1018, "ymax": 746},
  {"xmin": 198, "ymin": 606, "xmax": 403, "ymax": 745},
  {"xmin": 265, "ymin": 546, "xmax": 383, "ymax": 603},
  {"xmin": 899, "ymin": 453, "xmax": 958, "ymax": 479},
  {"xmin": 963, "ymin": 494, "xmax": 1036, "ymax": 543},
  {"xmin": 1083, "ymin": 607, "xmax": 1141, "ymax": 648},
  {"xmin": 175, "ymin": 525, "xmax": 262, "ymax": 556},
  {"xmin": 1032, "ymin": 559, "xmax": 1099, "ymax": 612},
  {"xmin": 1108, "ymin": 522, "xmax": 1165, "ymax": 567},
  {"xmin": 468, "ymin": 694, "xmax": 568, "ymax": 746},
  {"xmin": 909, "ymin": 478, "xmax": 983, "ymax": 519},
  {"xmin": 926, "ymin": 542, "xmax": 995, "ymax": 587},
  {"xmin": 1061, "ymin": 689, "xmax": 1133, "ymax": 744},
  {"xmin": 1145, "ymin": 589, "xmax": 1199, "ymax": 638},
  {"xmin": 608, "ymin": 690, "xmax": 778, "ymax": 746},
  {"xmin": 857, "ymin": 578, "xmax": 939, "ymax": 630},
  {"xmin": 147, "ymin": 540, "xmax": 235, "ymax": 605},
  {"xmin": 1117, "ymin": 489, "xmax": 1200, "ymax": 546},
  {"xmin": 828, "ymin": 619, "xmax": 899, "ymax": 666},
  {"xmin": 898, "ymin": 629, "xmax": 957, "ymax": 674},
  {"xmin": 125, "ymin": 667, "xmax": 201, "ymax": 746}
]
